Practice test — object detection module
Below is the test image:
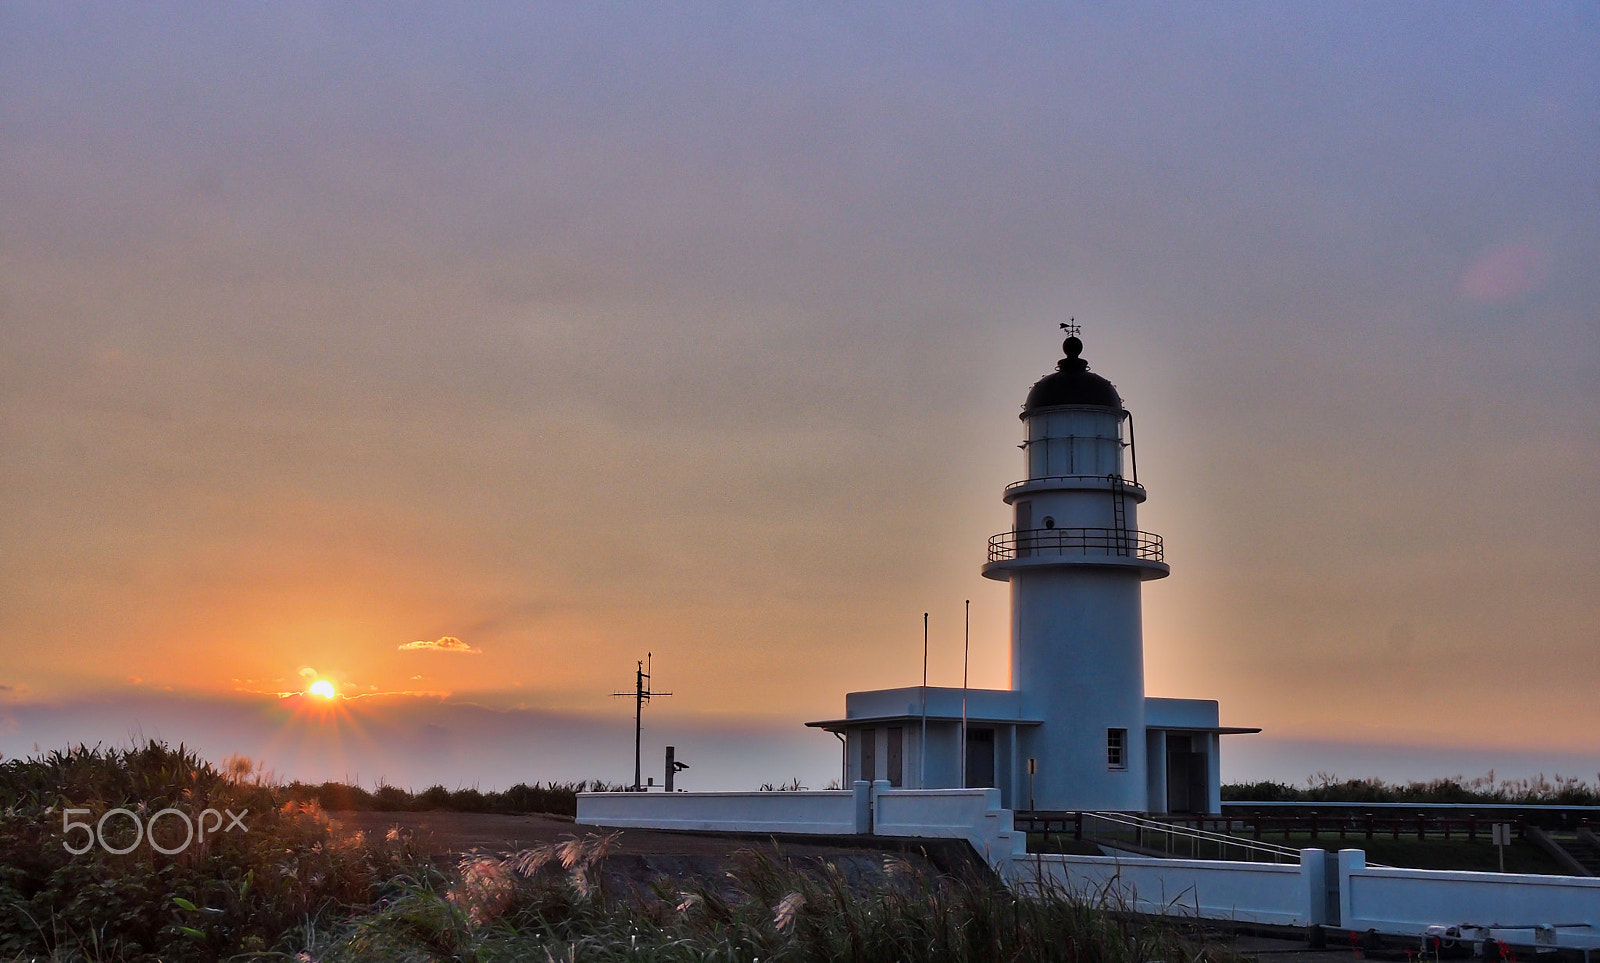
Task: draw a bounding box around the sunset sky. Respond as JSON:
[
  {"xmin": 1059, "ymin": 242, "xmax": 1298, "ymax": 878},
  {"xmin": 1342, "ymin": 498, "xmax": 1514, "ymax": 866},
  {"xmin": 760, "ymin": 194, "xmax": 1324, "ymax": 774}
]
[{"xmin": 3, "ymin": 4, "xmax": 1597, "ymax": 791}]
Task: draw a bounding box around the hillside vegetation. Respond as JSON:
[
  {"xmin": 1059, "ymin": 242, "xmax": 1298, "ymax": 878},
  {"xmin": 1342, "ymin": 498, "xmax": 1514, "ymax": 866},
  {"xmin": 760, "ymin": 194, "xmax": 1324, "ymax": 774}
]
[
  {"xmin": 0, "ymin": 741, "xmax": 1233, "ymax": 962},
  {"xmin": 1223, "ymin": 772, "xmax": 1600, "ymax": 806}
]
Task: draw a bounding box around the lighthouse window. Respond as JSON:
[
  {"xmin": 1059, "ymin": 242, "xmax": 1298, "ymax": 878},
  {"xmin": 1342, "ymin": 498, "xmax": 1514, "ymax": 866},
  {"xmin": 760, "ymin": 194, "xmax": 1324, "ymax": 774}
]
[
  {"xmin": 1106, "ymin": 729, "xmax": 1127, "ymax": 770},
  {"xmin": 1042, "ymin": 516, "xmax": 1055, "ymax": 529}
]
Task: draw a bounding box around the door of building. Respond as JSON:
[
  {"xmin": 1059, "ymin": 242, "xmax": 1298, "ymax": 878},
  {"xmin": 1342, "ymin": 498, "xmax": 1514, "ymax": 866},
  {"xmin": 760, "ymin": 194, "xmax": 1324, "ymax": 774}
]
[
  {"xmin": 861, "ymin": 728, "xmax": 876, "ymax": 783},
  {"xmin": 965, "ymin": 728, "xmax": 995, "ymax": 788},
  {"xmin": 1165, "ymin": 735, "xmax": 1208, "ymax": 813}
]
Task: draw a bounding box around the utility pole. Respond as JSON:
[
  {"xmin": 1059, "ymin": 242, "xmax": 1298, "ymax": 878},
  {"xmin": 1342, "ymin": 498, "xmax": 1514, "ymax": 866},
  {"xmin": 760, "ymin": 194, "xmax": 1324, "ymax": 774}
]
[{"xmin": 612, "ymin": 653, "xmax": 671, "ymax": 791}]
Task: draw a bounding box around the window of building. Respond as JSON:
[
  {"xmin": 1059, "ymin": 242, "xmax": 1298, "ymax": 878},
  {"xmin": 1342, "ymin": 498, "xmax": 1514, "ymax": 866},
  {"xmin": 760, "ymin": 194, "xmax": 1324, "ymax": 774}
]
[{"xmin": 1107, "ymin": 728, "xmax": 1127, "ymax": 770}]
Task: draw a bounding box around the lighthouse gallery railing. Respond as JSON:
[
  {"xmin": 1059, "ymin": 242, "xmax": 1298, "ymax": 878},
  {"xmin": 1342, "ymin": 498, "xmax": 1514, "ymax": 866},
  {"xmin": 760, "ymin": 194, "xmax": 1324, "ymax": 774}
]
[{"xmin": 988, "ymin": 527, "xmax": 1164, "ymax": 563}]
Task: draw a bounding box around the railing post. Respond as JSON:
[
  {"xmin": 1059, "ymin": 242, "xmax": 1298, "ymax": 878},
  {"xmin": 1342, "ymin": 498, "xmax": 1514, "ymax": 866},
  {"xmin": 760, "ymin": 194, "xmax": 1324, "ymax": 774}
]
[
  {"xmin": 853, "ymin": 780, "xmax": 872, "ymax": 834},
  {"xmin": 1073, "ymin": 811, "xmax": 1082, "ymax": 841},
  {"xmin": 1365, "ymin": 813, "xmax": 1374, "ymax": 840}
]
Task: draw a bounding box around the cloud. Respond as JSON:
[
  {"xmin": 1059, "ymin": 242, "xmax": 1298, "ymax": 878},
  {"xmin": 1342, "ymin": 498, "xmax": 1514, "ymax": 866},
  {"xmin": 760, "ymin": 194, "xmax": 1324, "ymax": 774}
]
[
  {"xmin": 1460, "ymin": 241, "xmax": 1550, "ymax": 303},
  {"xmin": 398, "ymin": 636, "xmax": 481, "ymax": 655}
]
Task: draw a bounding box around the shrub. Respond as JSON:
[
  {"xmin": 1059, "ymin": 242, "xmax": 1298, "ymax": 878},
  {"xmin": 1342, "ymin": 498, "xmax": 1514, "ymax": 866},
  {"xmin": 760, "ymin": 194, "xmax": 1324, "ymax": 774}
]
[
  {"xmin": 1224, "ymin": 771, "xmax": 1600, "ymax": 806},
  {"xmin": 0, "ymin": 742, "xmax": 433, "ymax": 962}
]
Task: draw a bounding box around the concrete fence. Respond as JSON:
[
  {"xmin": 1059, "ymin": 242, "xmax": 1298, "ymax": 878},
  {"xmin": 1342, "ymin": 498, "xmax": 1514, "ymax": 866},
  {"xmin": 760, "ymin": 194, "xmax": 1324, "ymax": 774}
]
[
  {"xmin": 1017, "ymin": 849, "xmax": 1327, "ymax": 927},
  {"xmin": 577, "ymin": 781, "xmax": 1023, "ymax": 872},
  {"xmin": 873, "ymin": 787, "xmax": 1028, "ymax": 879},
  {"xmin": 576, "ymin": 788, "xmax": 1600, "ymax": 950},
  {"xmin": 1340, "ymin": 850, "xmax": 1600, "ymax": 951}
]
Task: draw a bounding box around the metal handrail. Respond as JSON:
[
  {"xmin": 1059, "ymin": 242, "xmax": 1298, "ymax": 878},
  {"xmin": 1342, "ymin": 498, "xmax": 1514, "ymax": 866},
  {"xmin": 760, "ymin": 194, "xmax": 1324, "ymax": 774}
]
[
  {"xmin": 988, "ymin": 527, "xmax": 1164, "ymax": 563},
  {"xmin": 1019, "ymin": 810, "xmax": 1391, "ymax": 866},
  {"xmin": 1083, "ymin": 811, "xmax": 1302, "ymax": 863},
  {"xmin": 1004, "ymin": 475, "xmax": 1146, "ymax": 495}
]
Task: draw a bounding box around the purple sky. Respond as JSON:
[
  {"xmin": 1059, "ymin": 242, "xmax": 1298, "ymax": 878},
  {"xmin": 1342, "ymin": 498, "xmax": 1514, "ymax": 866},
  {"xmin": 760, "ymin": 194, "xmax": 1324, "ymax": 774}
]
[{"xmin": 2, "ymin": 3, "xmax": 1597, "ymax": 790}]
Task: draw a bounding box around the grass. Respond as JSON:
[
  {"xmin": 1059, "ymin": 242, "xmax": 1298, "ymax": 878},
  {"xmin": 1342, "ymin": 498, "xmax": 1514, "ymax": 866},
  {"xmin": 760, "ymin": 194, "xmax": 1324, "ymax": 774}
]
[
  {"xmin": 1, "ymin": 741, "xmax": 1239, "ymax": 962},
  {"xmin": 0, "ymin": 742, "xmax": 440, "ymax": 962},
  {"xmin": 314, "ymin": 842, "xmax": 1237, "ymax": 963},
  {"xmin": 15, "ymin": 741, "xmax": 1591, "ymax": 959}
]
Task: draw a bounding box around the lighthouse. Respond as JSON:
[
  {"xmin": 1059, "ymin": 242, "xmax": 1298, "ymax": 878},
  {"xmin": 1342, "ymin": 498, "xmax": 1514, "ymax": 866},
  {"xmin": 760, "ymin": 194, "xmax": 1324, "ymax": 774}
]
[
  {"xmin": 979, "ymin": 327, "xmax": 1167, "ymax": 812},
  {"xmin": 809, "ymin": 328, "xmax": 1255, "ymax": 813}
]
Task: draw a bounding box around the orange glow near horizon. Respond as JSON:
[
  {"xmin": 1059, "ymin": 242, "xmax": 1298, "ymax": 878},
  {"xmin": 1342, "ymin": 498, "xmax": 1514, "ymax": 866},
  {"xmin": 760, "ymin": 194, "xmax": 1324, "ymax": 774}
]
[{"xmin": 309, "ymin": 680, "xmax": 336, "ymax": 699}]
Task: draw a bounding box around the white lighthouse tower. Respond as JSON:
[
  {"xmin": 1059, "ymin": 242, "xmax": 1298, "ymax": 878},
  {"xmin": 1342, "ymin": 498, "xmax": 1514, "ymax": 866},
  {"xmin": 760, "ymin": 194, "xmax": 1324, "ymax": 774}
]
[
  {"xmin": 979, "ymin": 327, "xmax": 1167, "ymax": 812},
  {"xmin": 810, "ymin": 327, "xmax": 1254, "ymax": 813}
]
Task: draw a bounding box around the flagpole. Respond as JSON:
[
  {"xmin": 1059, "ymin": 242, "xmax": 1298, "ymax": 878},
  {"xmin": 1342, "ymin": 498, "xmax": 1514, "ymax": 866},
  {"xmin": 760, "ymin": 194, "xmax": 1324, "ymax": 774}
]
[
  {"xmin": 961, "ymin": 599, "xmax": 970, "ymax": 787},
  {"xmin": 920, "ymin": 612, "xmax": 928, "ymax": 789}
]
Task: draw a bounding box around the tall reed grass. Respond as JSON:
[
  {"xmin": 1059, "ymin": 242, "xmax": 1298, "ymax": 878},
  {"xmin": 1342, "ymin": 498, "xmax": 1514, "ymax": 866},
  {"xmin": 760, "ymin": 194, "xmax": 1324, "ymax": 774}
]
[
  {"xmin": 1, "ymin": 741, "xmax": 1237, "ymax": 961},
  {"xmin": 318, "ymin": 839, "xmax": 1232, "ymax": 963}
]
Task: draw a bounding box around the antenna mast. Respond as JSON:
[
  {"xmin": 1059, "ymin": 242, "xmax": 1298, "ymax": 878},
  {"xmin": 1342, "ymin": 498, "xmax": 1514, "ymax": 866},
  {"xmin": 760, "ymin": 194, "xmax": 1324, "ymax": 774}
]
[{"xmin": 612, "ymin": 653, "xmax": 671, "ymax": 791}]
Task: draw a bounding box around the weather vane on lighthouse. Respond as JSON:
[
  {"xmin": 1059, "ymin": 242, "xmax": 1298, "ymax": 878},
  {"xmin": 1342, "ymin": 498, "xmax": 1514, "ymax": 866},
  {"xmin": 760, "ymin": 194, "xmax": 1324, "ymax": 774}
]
[{"xmin": 1060, "ymin": 318, "xmax": 1080, "ymax": 338}]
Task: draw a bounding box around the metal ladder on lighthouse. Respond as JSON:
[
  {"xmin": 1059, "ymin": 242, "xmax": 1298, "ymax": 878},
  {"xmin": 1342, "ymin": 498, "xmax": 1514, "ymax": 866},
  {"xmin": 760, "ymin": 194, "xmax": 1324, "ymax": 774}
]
[{"xmin": 1108, "ymin": 473, "xmax": 1129, "ymax": 556}]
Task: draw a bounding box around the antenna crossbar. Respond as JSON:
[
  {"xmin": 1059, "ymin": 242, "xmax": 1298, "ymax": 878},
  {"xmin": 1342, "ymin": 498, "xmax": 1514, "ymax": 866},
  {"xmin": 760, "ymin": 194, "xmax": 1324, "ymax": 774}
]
[{"xmin": 611, "ymin": 653, "xmax": 671, "ymax": 791}]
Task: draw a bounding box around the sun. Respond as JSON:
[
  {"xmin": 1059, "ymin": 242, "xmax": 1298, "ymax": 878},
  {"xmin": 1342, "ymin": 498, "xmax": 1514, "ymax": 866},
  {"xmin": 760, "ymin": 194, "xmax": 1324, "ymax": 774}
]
[{"xmin": 309, "ymin": 679, "xmax": 336, "ymax": 699}]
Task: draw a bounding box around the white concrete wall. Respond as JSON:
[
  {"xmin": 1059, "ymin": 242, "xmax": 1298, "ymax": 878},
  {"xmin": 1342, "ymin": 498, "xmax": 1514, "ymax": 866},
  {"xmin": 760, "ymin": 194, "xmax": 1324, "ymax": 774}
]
[
  {"xmin": 1339, "ymin": 850, "xmax": 1600, "ymax": 950},
  {"xmin": 577, "ymin": 784, "xmax": 1028, "ymax": 877},
  {"xmin": 842, "ymin": 686, "xmax": 1024, "ymax": 721},
  {"xmin": 1012, "ymin": 566, "xmax": 1147, "ymax": 811},
  {"xmin": 916, "ymin": 721, "xmax": 967, "ymax": 790},
  {"xmin": 1206, "ymin": 731, "xmax": 1222, "ymax": 814},
  {"xmin": 1018, "ymin": 849, "xmax": 1328, "ymax": 927},
  {"xmin": 1145, "ymin": 728, "xmax": 1167, "ymax": 813},
  {"xmin": 576, "ymin": 790, "xmax": 857, "ymax": 835},
  {"xmin": 873, "ymin": 786, "xmax": 1028, "ymax": 879},
  {"xmin": 1144, "ymin": 698, "xmax": 1220, "ymax": 729},
  {"xmin": 580, "ymin": 790, "xmax": 1600, "ymax": 947}
]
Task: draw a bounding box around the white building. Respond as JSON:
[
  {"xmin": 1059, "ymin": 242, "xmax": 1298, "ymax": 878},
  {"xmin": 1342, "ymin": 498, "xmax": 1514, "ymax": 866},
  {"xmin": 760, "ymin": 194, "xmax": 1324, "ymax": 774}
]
[{"xmin": 808, "ymin": 332, "xmax": 1256, "ymax": 813}]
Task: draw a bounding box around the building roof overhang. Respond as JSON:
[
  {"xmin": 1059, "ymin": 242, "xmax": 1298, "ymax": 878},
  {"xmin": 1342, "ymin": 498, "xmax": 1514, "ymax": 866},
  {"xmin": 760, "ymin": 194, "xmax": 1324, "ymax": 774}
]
[
  {"xmin": 1150, "ymin": 725, "xmax": 1263, "ymax": 735},
  {"xmin": 805, "ymin": 714, "xmax": 1043, "ymax": 732}
]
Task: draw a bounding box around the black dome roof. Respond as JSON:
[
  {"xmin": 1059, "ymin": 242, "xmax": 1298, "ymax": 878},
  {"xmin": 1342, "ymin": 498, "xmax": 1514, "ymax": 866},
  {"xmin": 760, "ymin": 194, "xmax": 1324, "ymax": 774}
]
[{"xmin": 1022, "ymin": 335, "xmax": 1122, "ymax": 414}]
